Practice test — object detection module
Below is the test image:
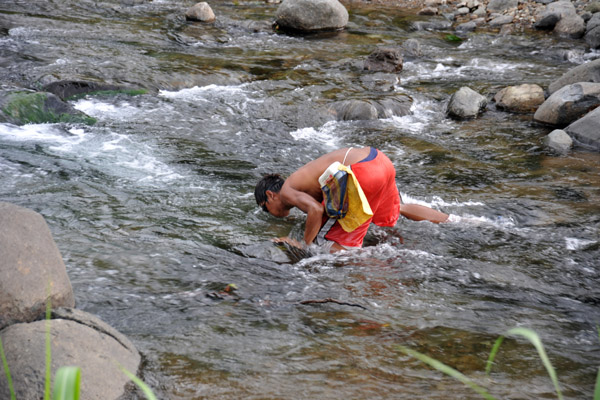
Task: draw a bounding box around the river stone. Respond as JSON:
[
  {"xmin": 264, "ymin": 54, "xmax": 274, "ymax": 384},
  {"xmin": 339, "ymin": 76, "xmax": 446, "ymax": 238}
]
[
  {"xmin": 401, "ymin": 38, "xmax": 423, "ymax": 60},
  {"xmin": 185, "ymin": 2, "xmax": 216, "ymax": 22},
  {"xmin": 446, "ymin": 86, "xmax": 487, "ymax": 119},
  {"xmin": 42, "ymin": 80, "xmax": 146, "ymax": 101},
  {"xmin": 328, "ymin": 100, "xmax": 378, "ymax": 120},
  {"xmin": 0, "ymin": 312, "xmax": 141, "ymax": 400},
  {"xmin": 494, "ymin": 84, "xmax": 545, "ymax": 113},
  {"xmin": 564, "ymin": 106, "xmax": 600, "ymax": 150},
  {"xmin": 534, "ymin": 82, "xmax": 600, "ymax": 126},
  {"xmin": 534, "ymin": 0, "xmax": 577, "ymax": 30},
  {"xmin": 363, "ymin": 47, "xmax": 403, "ymax": 73},
  {"xmin": 456, "ymin": 21, "xmax": 478, "ymax": 32},
  {"xmin": 489, "ymin": 15, "xmax": 514, "ymax": 27},
  {"xmin": 487, "ymin": 0, "xmax": 518, "ymax": 13},
  {"xmin": 372, "ymin": 97, "xmax": 412, "ymax": 118},
  {"xmin": 548, "ymin": 59, "xmax": 600, "ymax": 94},
  {"xmin": 275, "ymin": 0, "xmax": 348, "ymax": 33},
  {"xmin": 0, "ymin": 90, "xmax": 96, "ymax": 126},
  {"xmin": 0, "ymin": 202, "xmax": 74, "ymax": 330},
  {"xmin": 544, "ymin": 129, "xmax": 573, "ymax": 153},
  {"xmin": 584, "ymin": 13, "xmax": 600, "ymax": 48},
  {"xmin": 553, "ymin": 14, "xmax": 586, "ymax": 38}
]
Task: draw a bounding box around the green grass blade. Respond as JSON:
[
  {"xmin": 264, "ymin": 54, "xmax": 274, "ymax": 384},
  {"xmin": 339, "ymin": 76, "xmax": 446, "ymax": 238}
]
[
  {"xmin": 504, "ymin": 328, "xmax": 563, "ymax": 400},
  {"xmin": 594, "ymin": 367, "xmax": 600, "ymax": 400},
  {"xmin": 119, "ymin": 366, "xmax": 158, "ymax": 400},
  {"xmin": 397, "ymin": 345, "xmax": 497, "ymax": 400},
  {"xmin": 485, "ymin": 335, "xmax": 505, "ymax": 376},
  {"xmin": 45, "ymin": 298, "xmax": 52, "ymax": 400},
  {"xmin": 53, "ymin": 366, "xmax": 81, "ymax": 400},
  {"xmin": 0, "ymin": 337, "xmax": 16, "ymax": 400}
]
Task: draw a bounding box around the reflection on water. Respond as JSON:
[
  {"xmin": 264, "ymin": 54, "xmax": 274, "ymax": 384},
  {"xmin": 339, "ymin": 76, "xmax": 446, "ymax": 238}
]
[{"xmin": 1, "ymin": 0, "xmax": 599, "ymax": 398}]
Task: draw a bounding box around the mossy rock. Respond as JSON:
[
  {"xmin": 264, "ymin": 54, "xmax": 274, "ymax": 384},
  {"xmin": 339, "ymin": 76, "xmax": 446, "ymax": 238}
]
[
  {"xmin": 42, "ymin": 80, "xmax": 148, "ymax": 101},
  {"xmin": 0, "ymin": 90, "xmax": 96, "ymax": 125}
]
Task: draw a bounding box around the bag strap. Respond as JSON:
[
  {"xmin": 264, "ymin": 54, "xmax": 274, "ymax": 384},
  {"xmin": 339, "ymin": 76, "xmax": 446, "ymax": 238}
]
[{"xmin": 342, "ymin": 147, "xmax": 353, "ymax": 165}]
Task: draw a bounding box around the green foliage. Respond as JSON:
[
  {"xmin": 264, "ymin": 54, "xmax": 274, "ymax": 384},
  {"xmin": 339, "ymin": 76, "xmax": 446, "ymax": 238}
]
[
  {"xmin": 0, "ymin": 336, "xmax": 16, "ymax": 400},
  {"xmin": 444, "ymin": 34, "xmax": 463, "ymax": 42},
  {"xmin": 2, "ymin": 92, "xmax": 96, "ymax": 125},
  {"xmin": 53, "ymin": 367, "xmax": 81, "ymax": 400},
  {"xmin": 45, "ymin": 300, "xmax": 52, "ymax": 400}
]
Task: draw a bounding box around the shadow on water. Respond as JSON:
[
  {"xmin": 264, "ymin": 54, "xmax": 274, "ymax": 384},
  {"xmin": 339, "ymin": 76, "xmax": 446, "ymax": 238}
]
[{"xmin": 1, "ymin": 0, "xmax": 599, "ymax": 398}]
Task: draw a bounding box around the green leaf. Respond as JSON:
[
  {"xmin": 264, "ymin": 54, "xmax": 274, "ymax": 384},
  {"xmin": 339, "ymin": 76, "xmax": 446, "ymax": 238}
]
[
  {"xmin": 45, "ymin": 297, "xmax": 52, "ymax": 400},
  {"xmin": 397, "ymin": 345, "xmax": 497, "ymax": 400},
  {"xmin": 53, "ymin": 366, "xmax": 81, "ymax": 400},
  {"xmin": 594, "ymin": 367, "xmax": 600, "ymax": 400},
  {"xmin": 119, "ymin": 366, "xmax": 158, "ymax": 400},
  {"xmin": 487, "ymin": 327, "xmax": 563, "ymax": 400},
  {"xmin": 0, "ymin": 337, "xmax": 16, "ymax": 400},
  {"xmin": 445, "ymin": 34, "xmax": 463, "ymax": 42}
]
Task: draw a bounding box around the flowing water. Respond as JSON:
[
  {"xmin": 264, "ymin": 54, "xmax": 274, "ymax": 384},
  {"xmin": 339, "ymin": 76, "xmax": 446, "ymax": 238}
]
[{"xmin": 1, "ymin": 0, "xmax": 600, "ymax": 398}]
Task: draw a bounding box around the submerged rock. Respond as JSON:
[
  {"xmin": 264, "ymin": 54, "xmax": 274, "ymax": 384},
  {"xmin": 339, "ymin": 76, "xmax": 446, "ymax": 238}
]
[
  {"xmin": 534, "ymin": 82, "xmax": 600, "ymax": 126},
  {"xmin": 0, "ymin": 202, "xmax": 75, "ymax": 330},
  {"xmin": 446, "ymin": 86, "xmax": 487, "ymax": 119},
  {"xmin": 275, "ymin": 0, "xmax": 348, "ymax": 33},
  {"xmin": 494, "ymin": 83, "xmax": 545, "ymax": 113},
  {"xmin": 42, "ymin": 80, "xmax": 147, "ymax": 101},
  {"xmin": 0, "ymin": 90, "xmax": 96, "ymax": 125},
  {"xmin": 328, "ymin": 96, "xmax": 412, "ymax": 121},
  {"xmin": 544, "ymin": 129, "xmax": 573, "ymax": 153},
  {"xmin": 363, "ymin": 47, "xmax": 403, "ymax": 73},
  {"xmin": 565, "ymin": 106, "xmax": 600, "ymax": 151}
]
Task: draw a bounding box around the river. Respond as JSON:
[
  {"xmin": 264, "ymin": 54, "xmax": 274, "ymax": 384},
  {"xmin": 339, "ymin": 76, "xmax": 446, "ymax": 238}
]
[{"xmin": 1, "ymin": 0, "xmax": 599, "ymax": 398}]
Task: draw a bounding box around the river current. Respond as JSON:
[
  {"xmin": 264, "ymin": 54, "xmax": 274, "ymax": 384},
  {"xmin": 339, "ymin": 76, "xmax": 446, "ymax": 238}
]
[{"xmin": 1, "ymin": 0, "xmax": 599, "ymax": 398}]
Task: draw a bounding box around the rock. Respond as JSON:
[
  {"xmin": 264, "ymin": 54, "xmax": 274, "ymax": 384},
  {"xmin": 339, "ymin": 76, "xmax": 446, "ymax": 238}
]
[
  {"xmin": 586, "ymin": 1, "xmax": 600, "ymax": 13},
  {"xmin": 0, "ymin": 310, "xmax": 141, "ymax": 400},
  {"xmin": 548, "ymin": 59, "xmax": 600, "ymax": 94},
  {"xmin": 42, "ymin": 80, "xmax": 147, "ymax": 101},
  {"xmin": 565, "ymin": 106, "xmax": 600, "ymax": 150},
  {"xmin": 364, "ymin": 47, "xmax": 403, "ymax": 73},
  {"xmin": 534, "ymin": 82, "xmax": 600, "ymax": 126},
  {"xmin": 456, "ymin": 21, "xmax": 478, "ymax": 32},
  {"xmin": 456, "ymin": 6, "xmax": 470, "ymax": 15},
  {"xmin": 489, "ymin": 15, "xmax": 515, "ymax": 27},
  {"xmin": 584, "ymin": 13, "xmax": 600, "ymax": 48},
  {"xmin": 553, "ymin": 14, "xmax": 585, "ymax": 38},
  {"xmin": 418, "ymin": 7, "xmax": 438, "ymax": 15},
  {"xmin": 329, "ymin": 100, "xmax": 378, "ymax": 120},
  {"xmin": 533, "ymin": 11, "xmax": 561, "ymax": 29},
  {"xmin": 360, "ymin": 72, "xmax": 399, "ymax": 92},
  {"xmin": 0, "ymin": 90, "xmax": 96, "ymax": 126},
  {"xmin": 487, "ymin": 0, "xmax": 518, "ymax": 13},
  {"xmin": 275, "ymin": 0, "xmax": 348, "ymax": 33},
  {"xmin": 534, "ymin": 0, "xmax": 577, "ymax": 30},
  {"xmin": 185, "ymin": 2, "xmax": 216, "ymax": 22},
  {"xmin": 401, "ymin": 39, "xmax": 423, "ymax": 59},
  {"xmin": 494, "ymin": 84, "xmax": 545, "ymax": 113},
  {"xmin": 372, "ymin": 97, "xmax": 412, "ymax": 118},
  {"xmin": 0, "ymin": 202, "xmax": 75, "ymax": 330},
  {"xmin": 544, "ymin": 129, "xmax": 573, "ymax": 153},
  {"xmin": 446, "ymin": 86, "xmax": 488, "ymax": 119}
]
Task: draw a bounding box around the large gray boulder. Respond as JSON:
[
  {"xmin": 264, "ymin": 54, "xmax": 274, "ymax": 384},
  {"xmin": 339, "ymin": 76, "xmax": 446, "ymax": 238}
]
[
  {"xmin": 0, "ymin": 308, "xmax": 141, "ymax": 400},
  {"xmin": 446, "ymin": 87, "xmax": 487, "ymax": 119},
  {"xmin": 275, "ymin": 0, "xmax": 348, "ymax": 33},
  {"xmin": 584, "ymin": 13, "xmax": 600, "ymax": 48},
  {"xmin": 494, "ymin": 84, "xmax": 545, "ymax": 113},
  {"xmin": 565, "ymin": 106, "xmax": 600, "ymax": 151},
  {"xmin": 534, "ymin": 82, "xmax": 600, "ymax": 126},
  {"xmin": 554, "ymin": 14, "xmax": 586, "ymax": 38},
  {"xmin": 548, "ymin": 59, "xmax": 600, "ymax": 94},
  {"xmin": 0, "ymin": 202, "xmax": 74, "ymax": 330},
  {"xmin": 534, "ymin": 0, "xmax": 577, "ymax": 30}
]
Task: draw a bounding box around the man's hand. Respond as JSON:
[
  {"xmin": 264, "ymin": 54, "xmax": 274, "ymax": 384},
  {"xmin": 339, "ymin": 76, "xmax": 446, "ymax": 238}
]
[{"xmin": 272, "ymin": 237, "xmax": 304, "ymax": 248}]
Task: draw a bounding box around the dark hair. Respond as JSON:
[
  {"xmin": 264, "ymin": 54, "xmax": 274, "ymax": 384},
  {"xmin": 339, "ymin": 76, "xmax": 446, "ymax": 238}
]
[{"xmin": 255, "ymin": 174, "xmax": 284, "ymax": 208}]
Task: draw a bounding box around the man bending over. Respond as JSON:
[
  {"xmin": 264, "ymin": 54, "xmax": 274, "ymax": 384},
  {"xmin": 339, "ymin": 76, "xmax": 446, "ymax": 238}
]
[{"xmin": 254, "ymin": 147, "xmax": 448, "ymax": 252}]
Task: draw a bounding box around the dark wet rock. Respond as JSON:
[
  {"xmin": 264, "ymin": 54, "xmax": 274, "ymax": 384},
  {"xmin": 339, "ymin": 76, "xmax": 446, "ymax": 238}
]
[
  {"xmin": 363, "ymin": 47, "xmax": 403, "ymax": 73},
  {"xmin": 533, "ymin": 11, "xmax": 561, "ymax": 29},
  {"xmin": 42, "ymin": 80, "xmax": 147, "ymax": 101},
  {"xmin": 534, "ymin": 0, "xmax": 577, "ymax": 31},
  {"xmin": 360, "ymin": 72, "xmax": 399, "ymax": 92},
  {"xmin": 534, "ymin": 82, "xmax": 600, "ymax": 126},
  {"xmin": 564, "ymin": 105, "xmax": 600, "ymax": 151},
  {"xmin": 411, "ymin": 19, "xmax": 453, "ymax": 31},
  {"xmin": 494, "ymin": 83, "xmax": 545, "ymax": 113},
  {"xmin": 0, "ymin": 202, "xmax": 75, "ymax": 330},
  {"xmin": 0, "ymin": 310, "xmax": 141, "ymax": 400},
  {"xmin": 446, "ymin": 86, "xmax": 487, "ymax": 119},
  {"xmin": 543, "ymin": 129, "xmax": 573, "ymax": 153},
  {"xmin": 487, "ymin": 0, "xmax": 518, "ymax": 12},
  {"xmin": 275, "ymin": 0, "xmax": 348, "ymax": 33},
  {"xmin": 372, "ymin": 96, "xmax": 412, "ymax": 118},
  {"xmin": 329, "ymin": 100, "xmax": 378, "ymax": 120},
  {"xmin": 548, "ymin": 59, "xmax": 600, "ymax": 94},
  {"xmin": 185, "ymin": 2, "xmax": 216, "ymax": 22},
  {"xmin": 0, "ymin": 90, "xmax": 96, "ymax": 125},
  {"xmin": 584, "ymin": 13, "xmax": 600, "ymax": 48}
]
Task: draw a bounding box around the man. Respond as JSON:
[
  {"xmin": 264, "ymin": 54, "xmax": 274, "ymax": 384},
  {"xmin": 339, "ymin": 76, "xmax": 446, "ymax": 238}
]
[{"xmin": 255, "ymin": 147, "xmax": 448, "ymax": 252}]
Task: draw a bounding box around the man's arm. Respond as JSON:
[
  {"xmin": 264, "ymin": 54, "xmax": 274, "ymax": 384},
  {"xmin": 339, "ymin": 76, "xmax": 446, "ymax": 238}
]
[
  {"xmin": 400, "ymin": 204, "xmax": 449, "ymax": 223},
  {"xmin": 280, "ymin": 187, "xmax": 324, "ymax": 245}
]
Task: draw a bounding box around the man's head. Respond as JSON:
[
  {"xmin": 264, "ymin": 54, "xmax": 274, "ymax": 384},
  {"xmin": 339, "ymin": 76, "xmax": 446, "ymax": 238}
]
[{"xmin": 255, "ymin": 174, "xmax": 287, "ymax": 216}]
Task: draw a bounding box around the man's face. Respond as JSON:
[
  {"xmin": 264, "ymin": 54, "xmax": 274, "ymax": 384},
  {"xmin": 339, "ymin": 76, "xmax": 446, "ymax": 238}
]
[{"xmin": 263, "ymin": 191, "xmax": 290, "ymax": 218}]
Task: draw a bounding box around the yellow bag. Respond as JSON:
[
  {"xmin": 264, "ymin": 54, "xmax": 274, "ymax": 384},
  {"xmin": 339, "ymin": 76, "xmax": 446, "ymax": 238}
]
[{"xmin": 336, "ymin": 164, "xmax": 373, "ymax": 232}]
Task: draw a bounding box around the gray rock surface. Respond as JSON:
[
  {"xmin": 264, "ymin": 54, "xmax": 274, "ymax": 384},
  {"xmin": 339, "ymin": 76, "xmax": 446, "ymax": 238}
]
[
  {"xmin": 544, "ymin": 129, "xmax": 573, "ymax": 153},
  {"xmin": 565, "ymin": 106, "xmax": 600, "ymax": 151},
  {"xmin": 534, "ymin": 82, "xmax": 600, "ymax": 126},
  {"xmin": 548, "ymin": 59, "xmax": 600, "ymax": 94},
  {"xmin": 447, "ymin": 86, "xmax": 488, "ymax": 119},
  {"xmin": 185, "ymin": 2, "xmax": 216, "ymax": 22},
  {"xmin": 584, "ymin": 13, "xmax": 600, "ymax": 48},
  {"xmin": 0, "ymin": 202, "xmax": 74, "ymax": 330},
  {"xmin": 364, "ymin": 47, "xmax": 403, "ymax": 73},
  {"xmin": 0, "ymin": 310, "xmax": 141, "ymax": 400},
  {"xmin": 275, "ymin": 0, "xmax": 348, "ymax": 32}
]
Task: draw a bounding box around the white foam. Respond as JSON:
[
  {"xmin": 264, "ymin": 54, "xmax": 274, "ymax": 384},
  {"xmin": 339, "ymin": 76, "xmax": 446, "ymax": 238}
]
[
  {"xmin": 73, "ymin": 99, "xmax": 143, "ymax": 121},
  {"xmin": 289, "ymin": 121, "xmax": 340, "ymax": 148},
  {"xmin": 0, "ymin": 123, "xmax": 73, "ymax": 144},
  {"xmin": 565, "ymin": 237, "xmax": 597, "ymax": 251}
]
